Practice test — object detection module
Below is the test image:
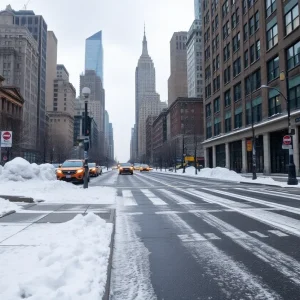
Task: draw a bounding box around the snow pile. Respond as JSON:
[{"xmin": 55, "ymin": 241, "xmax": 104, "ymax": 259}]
[
  {"xmin": 197, "ymin": 167, "xmax": 243, "ymax": 181},
  {"xmin": 0, "ymin": 197, "xmax": 21, "ymax": 217},
  {"xmin": 0, "ymin": 213, "xmax": 112, "ymax": 300},
  {"xmin": 0, "ymin": 179, "xmax": 116, "ymax": 204},
  {"xmin": 0, "ymin": 158, "xmax": 55, "ymax": 182}
]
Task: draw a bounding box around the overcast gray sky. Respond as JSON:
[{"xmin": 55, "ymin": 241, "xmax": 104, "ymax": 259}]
[{"xmin": 6, "ymin": 0, "xmax": 194, "ymax": 162}]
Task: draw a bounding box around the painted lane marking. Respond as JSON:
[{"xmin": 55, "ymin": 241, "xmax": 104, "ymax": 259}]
[
  {"xmin": 268, "ymin": 230, "xmax": 289, "ymax": 237},
  {"xmin": 159, "ymin": 189, "xmax": 195, "ymax": 205},
  {"xmin": 166, "ymin": 213, "xmax": 281, "ymax": 299},
  {"xmin": 122, "ymin": 190, "xmax": 138, "ymax": 206},
  {"xmin": 192, "ymin": 210, "xmax": 300, "ymax": 286},
  {"xmin": 249, "ymin": 231, "xmax": 269, "ymax": 238},
  {"xmin": 140, "ymin": 189, "xmax": 168, "ymax": 206},
  {"xmin": 203, "ymin": 233, "xmax": 221, "ymax": 240}
]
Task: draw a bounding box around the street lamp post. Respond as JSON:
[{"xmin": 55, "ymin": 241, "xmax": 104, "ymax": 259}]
[
  {"xmin": 82, "ymin": 87, "xmax": 91, "ymax": 189},
  {"xmin": 261, "ymin": 76, "xmax": 298, "ymax": 185},
  {"xmin": 250, "ymin": 79, "xmax": 257, "ymax": 180}
]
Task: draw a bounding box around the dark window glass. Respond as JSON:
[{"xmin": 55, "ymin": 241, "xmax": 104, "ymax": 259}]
[
  {"xmin": 285, "ymin": 4, "xmax": 299, "ymax": 35},
  {"xmin": 234, "ymin": 112, "xmax": 243, "ymax": 128},
  {"xmin": 244, "ymin": 50, "xmax": 249, "ymax": 68},
  {"xmin": 214, "ymin": 97, "xmax": 220, "ymax": 113},
  {"xmin": 266, "ymin": 0, "xmax": 276, "ymax": 18},
  {"xmin": 289, "ymin": 84, "xmax": 300, "ymax": 110},
  {"xmin": 224, "ymin": 89, "xmax": 231, "ymax": 106},
  {"xmin": 267, "ymin": 24, "xmax": 278, "ymax": 50},
  {"xmin": 233, "ymin": 57, "xmax": 241, "ymax": 77},
  {"xmin": 267, "ymin": 56, "xmax": 279, "ymax": 82},
  {"xmin": 206, "ymin": 103, "xmax": 212, "ymax": 118},
  {"xmin": 234, "ymin": 82, "xmax": 242, "ymax": 102},
  {"xmin": 286, "ymin": 41, "xmax": 300, "ymax": 70},
  {"xmin": 225, "ymin": 117, "xmax": 231, "ymax": 132},
  {"xmin": 269, "ymin": 95, "xmax": 281, "ymax": 116}
]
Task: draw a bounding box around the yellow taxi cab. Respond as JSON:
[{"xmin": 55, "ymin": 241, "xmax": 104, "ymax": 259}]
[
  {"xmin": 88, "ymin": 163, "xmax": 102, "ymax": 177},
  {"xmin": 133, "ymin": 163, "xmax": 141, "ymax": 170},
  {"xmin": 140, "ymin": 164, "xmax": 150, "ymax": 172},
  {"xmin": 56, "ymin": 159, "xmax": 89, "ymax": 183}
]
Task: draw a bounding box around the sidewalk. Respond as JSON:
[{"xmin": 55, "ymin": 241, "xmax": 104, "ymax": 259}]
[
  {"xmin": 241, "ymin": 173, "xmax": 299, "ymax": 183},
  {"xmin": 0, "ymin": 201, "xmax": 115, "ymax": 300}
]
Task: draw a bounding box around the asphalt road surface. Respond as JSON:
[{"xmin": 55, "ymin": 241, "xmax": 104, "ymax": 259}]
[{"xmin": 91, "ymin": 170, "xmax": 300, "ymax": 300}]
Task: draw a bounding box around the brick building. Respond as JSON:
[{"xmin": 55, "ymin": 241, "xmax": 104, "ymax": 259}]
[
  {"xmin": 145, "ymin": 115, "xmax": 157, "ymax": 164},
  {"xmin": 202, "ymin": 0, "xmax": 300, "ymax": 174}
]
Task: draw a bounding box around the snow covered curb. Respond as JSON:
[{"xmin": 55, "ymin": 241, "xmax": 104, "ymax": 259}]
[
  {"xmin": 0, "ymin": 197, "xmax": 21, "ymax": 218},
  {"xmin": 154, "ymin": 167, "xmax": 299, "ymax": 188},
  {"xmin": 0, "ymin": 213, "xmax": 113, "ymax": 300}
]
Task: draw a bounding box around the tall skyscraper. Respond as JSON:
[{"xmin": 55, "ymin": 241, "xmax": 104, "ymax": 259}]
[
  {"xmin": 11, "ymin": 6, "xmax": 48, "ymax": 155},
  {"xmin": 135, "ymin": 27, "xmax": 156, "ymax": 159},
  {"xmin": 194, "ymin": 0, "xmax": 202, "ymax": 20},
  {"xmin": 202, "ymin": 0, "xmax": 300, "ymax": 175},
  {"xmin": 186, "ymin": 20, "xmax": 203, "ymax": 98},
  {"xmin": 168, "ymin": 32, "xmax": 188, "ymax": 106},
  {"xmin": 85, "ymin": 31, "xmax": 103, "ymax": 83}
]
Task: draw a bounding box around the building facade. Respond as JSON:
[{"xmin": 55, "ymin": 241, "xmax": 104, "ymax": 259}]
[
  {"xmin": 0, "ymin": 12, "xmax": 39, "ymax": 160},
  {"xmin": 46, "ymin": 31, "xmax": 57, "ymax": 112},
  {"xmin": 194, "ymin": 0, "xmax": 203, "ymax": 20},
  {"xmin": 202, "ymin": 0, "xmax": 300, "ymax": 175},
  {"xmin": 168, "ymin": 32, "xmax": 188, "ymax": 106},
  {"xmin": 11, "ymin": 6, "xmax": 48, "ymax": 153},
  {"xmin": 85, "ymin": 31, "xmax": 103, "ymax": 83},
  {"xmin": 186, "ymin": 19, "xmax": 203, "ymax": 98},
  {"xmin": 0, "ymin": 75, "xmax": 24, "ymax": 162},
  {"xmin": 135, "ymin": 28, "xmax": 157, "ymax": 159},
  {"xmin": 138, "ymin": 92, "xmax": 167, "ymax": 160},
  {"xmin": 145, "ymin": 115, "xmax": 157, "ymax": 164}
]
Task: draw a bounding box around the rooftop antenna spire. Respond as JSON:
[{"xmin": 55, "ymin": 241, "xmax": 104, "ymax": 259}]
[{"xmin": 23, "ymin": 0, "xmax": 31, "ymax": 10}]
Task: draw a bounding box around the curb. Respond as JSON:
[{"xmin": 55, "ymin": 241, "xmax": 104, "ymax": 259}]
[
  {"xmin": 0, "ymin": 195, "xmax": 34, "ymax": 203},
  {"xmin": 103, "ymin": 209, "xmax": 116, "ymax": 300},
  {"xmin": 0, "ymin": 210, "xmax": 16, "ymax": 218},
  {"xmin": 240, "ymin": 181, "xmax": 283, "ymax": 187}
]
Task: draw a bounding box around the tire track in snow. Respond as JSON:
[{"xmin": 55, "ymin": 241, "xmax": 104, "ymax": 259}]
[
  {"xmin": 166, "ymin": 213, "xmax": 281, "ymax": 300},
  {"xmin": 111, "ymin": 209, "xmax": 156, "ymax": 300}
]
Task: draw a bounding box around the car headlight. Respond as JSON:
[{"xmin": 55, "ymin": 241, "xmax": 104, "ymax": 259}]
[
  {"xmin": 77, "ymin": 169, "xmax": 84, "ymax": 174},
  {"xmin": 120, "ymin": 167, "xmax": 123, "ymax": 170},
  {"xmin": 92, "ymin": 168, "xmax": 96, "ymax": 171},
  {"xmin": 56, "ymin": 169, "xmax": 62, "ymax": 174},
  {"xmin": 130, "ymin": 167, "xmax": 133, "ymax": 170}
]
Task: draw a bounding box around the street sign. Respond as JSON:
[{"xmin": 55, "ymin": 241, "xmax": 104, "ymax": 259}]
[
  {"xmin": 283, "ymin": 135, "xmax": 292, "ymax": 145},
  {"xmin": 3, "ymin": 156, "xmax": 7, "ymax": 161},
  {"xmin": 282, "ymin": 144, "xmax": 292, "ymax": 150},
  {"xmin": 1, "ymin": 131, "xmax": 12, "ymax": 147}
]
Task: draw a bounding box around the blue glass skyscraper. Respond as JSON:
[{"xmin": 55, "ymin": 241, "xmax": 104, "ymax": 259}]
[{"xmin": 85, "ymin": 31, "xmax": 103, "ymax": 83}]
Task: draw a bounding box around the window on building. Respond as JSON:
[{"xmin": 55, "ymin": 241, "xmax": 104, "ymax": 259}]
[
  {"xmin": 245, "ymin": 69, "xmax": 261, "ymax": 96},
  {"xmin": 232, "ymin": 8, "xmax": 239, "ymax": 28},
  {"xmin": 233, "ymin": 57, "xmax": 241, "ymax": 77},
  {"xmin": 214, "ymin": 117, "xmax": 221, "ymax": 136},
  {"xmin": 255, "ymin": 11, "xmax": 260, "ymax": 31},
  {"xmin": 205, "ymin": 65, "xmax": 211, "ymax": 80},
  {"xmin": 216, "ymin": 54, "xmax": 220, "ymax": 70},
  {"xmin": 234, "ymin": 107, "xmax": 243, "ymax": 128},
  {"xmin": 205, "ymin": 84, "xmax": 212, "ymax": 98},
  {"xmin": 246, "ymin": 97, "xmax": 262, "ymax": 125},
  {"xmin": 244, "ymin": 23, "xmax": 248, "ymax": 41},
  {"xmin": 256, "ymin": 40, "xmax": 261, "ymax": 59},
  {"xmin": 267, "ymin": 24, "xmax": 278, "ymax": 50},
  {"xmin": 213, "ymin": 76, "xmax": 220, "ymax": 92},
  {"xmin": 268, "ymin": 90, "xmax": 281, "ymax": 116},
  {"xmin": 223, "ymin": 21, "xmax": 230, "ymax": 39},
  {"xmin": 285, "ymin": 4, "xmax": 299, "ymax": 35},
  {"xmin": 244, "ymin": 50, "xmax": 249, "ymax": 68},
  {"xmin": 250, "ymin": 44, "xmax": 255, "ymax": 63},
  {"xmin": 214, "ymin": 97, "xmax": 220, "ymax": 113},
  {"xmin": 249, "ymin": 16, "xmax": 255, "ymax": 35},
  {"xmin": 287, "ymin": 40, "xmax": 300, "ymax": 70},
  {"xmin": 232, "ymin": 32, "xmax": 240, "ymax": 52},
  {"xmin": 205, "ymin": 46, "xmax": 211, "ymax": 60},
  {"xmin": 224, "ymin": 89, "xmax": 231, "ymax": 107},
  {"xmin": 206, "ymin": 121, "xmax": 212, "ymax": 138},
  {"xmin": 266, "ymin": 0, "xmax": 276, "ymax": 18},
  {"xmin": 224, "ymin": 66, "xmax": 231, "ymax": 84},
  {"xmin": 216, "ymin": 34, "xmax": 219, "ymax": 49},
  {"xmin": 223, "ymin": 42, "xmax": 230, "ymax": 62},
  {"xmin": 206, "ymin": 103, "xmax": 212, "ymax": 118},
  {"xmin": 222, "ymin": 0, "xmax": 229, "ymax": 18},
  {"xmin": 242, "ymin": 0, "xmax": 247, "ymax": 14},
  {"xmin": 234, "ymin": 82, "xmax": 242, "ymax": 102},
  {"xmin": 215, "ymin": 14, "xmax": 219, "ymax": 29},
  {"xmin": 225, "ymin": 112, "xmax": 232, "ymax": 133},
  {"xmin": 289, "ymin": 82, "xmax": 300, "ymax": 110},
  {"xmin": 267, "ymin": 56, "xmax": 279, "ymax": 82}
]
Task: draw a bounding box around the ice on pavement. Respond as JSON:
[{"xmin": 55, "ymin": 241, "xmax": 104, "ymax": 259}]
[
  {"xmin": 0, "ymin": 158, "xmax": 116, "ymax": 204},
  {"xmin": 0, "ymin": 213, "xmax": 112, "ymax": 300},
  {"xmin": 0, "ymin": 197, "xmax": 21, "ymax": 217}
]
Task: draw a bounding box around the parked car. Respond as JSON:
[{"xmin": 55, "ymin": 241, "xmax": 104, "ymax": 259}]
[
  {"xmin": 88, "ymin": 163, "xmax": 102, "ymax": 177},
  {"xmin": 119, "ymin": 163, "xmax": 134, "ymax": 175},
  {"xmin": 133, "ymin": 163, "xmax": 141, "ymax": 170},
  {"xmin": 140, "ymin": 164, "xmax": 150, "ymax": 172},
  {"xmin": 56, "ymin": 160, "xmax": 89, "ymax": 183}
]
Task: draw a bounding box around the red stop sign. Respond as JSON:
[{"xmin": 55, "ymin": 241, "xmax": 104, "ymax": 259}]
[
  {"xmin": 283, "ymin": 135, "xmax": 292, "ymax": 145},
  {"xmin": 2, "ymin": 132, "xmax": 11, "ymax": 140}
]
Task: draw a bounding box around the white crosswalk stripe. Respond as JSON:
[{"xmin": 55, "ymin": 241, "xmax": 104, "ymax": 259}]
[
  {"xmin": 160, "ymin": 189, "xmax": 195, "ymax": 205},
  {"xmin": 249, "ymin": 231, "xmax": 269, "ymax": 238},
  {"xmin": 122, "ymin": 190, "xmax": 137, "ymax": 206},
  {"xmin": 140, "ymin": 189, "xmax": 168, "ymax": 205},
  {"xmin": 268, "ymin": 230, "xmax": 289, "ymax": 237}
]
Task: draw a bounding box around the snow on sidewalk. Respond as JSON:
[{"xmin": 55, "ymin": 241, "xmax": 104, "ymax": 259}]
[
  {"xmin": 0, "ymin": 197, "xmax": 21, "ymax": 217},
  {"xmin": 0, "ymin": 158, "xmax": 116, "ymax": 204},
  {"xmin": 0, "ymin": 213, "xmax": 113, "ymax": 300},
  {"xmin": 155, "ymin": 167, "xmax": 300, "ymax": 187}
]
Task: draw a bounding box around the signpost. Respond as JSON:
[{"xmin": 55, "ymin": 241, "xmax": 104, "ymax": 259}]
[
  {"xmin": 1, "ymin": 131, "xmax": 12, "ymax": 147},
  {"xmin": 282, "ymin": 135, "xmax": 292, "ymax": 150}
]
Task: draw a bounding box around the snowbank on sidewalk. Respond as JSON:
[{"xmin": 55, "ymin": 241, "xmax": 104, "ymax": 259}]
[
  {"xmin": 0, "ymin": 213, "xmax": 112, "ymax": 300},
  {"xmin": 0, "ymin": 197, "xmax": 21, "ymax": 217},
  {"xmin": 0, "ymin": 180, "xmax": 116, "ymax": 204},
  {"xmin": 0, "ymin": 157, "xmax": 55, "ymax": 182}
]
